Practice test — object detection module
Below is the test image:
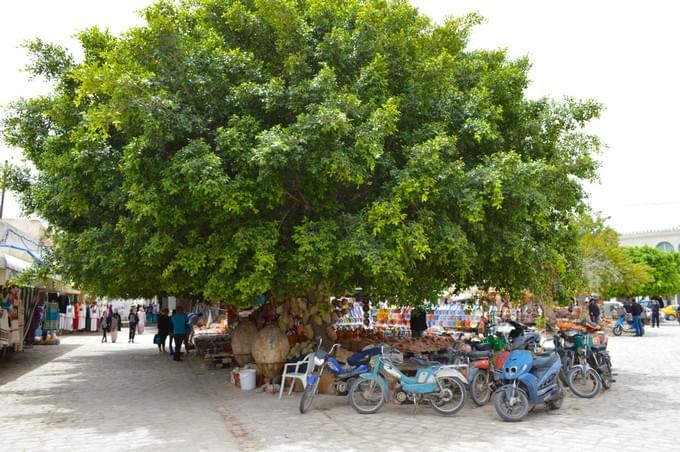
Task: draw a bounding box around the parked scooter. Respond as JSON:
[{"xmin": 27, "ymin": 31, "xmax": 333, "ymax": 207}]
[
  {"xmin": 348, "ymin": 346, "xmax": 468, "ymax": 416},
  {"xmin": 493, "ymin": 349, "xmax": 564, "ymax": 422},
  {"xmin": 299, "ymin": 340, "xmax": 377, "ymax": 414},
  {"xmin": 613, "ymin": 314, "xmax": 644, "ymax": 336}
]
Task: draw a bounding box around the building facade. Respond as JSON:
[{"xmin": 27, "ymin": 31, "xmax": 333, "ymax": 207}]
[{"xmin": 619, "ymin": 227, "xmax": 680, "ymax": 252}]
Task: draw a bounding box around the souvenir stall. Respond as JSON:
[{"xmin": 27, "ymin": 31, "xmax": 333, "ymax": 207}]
[{"xmin": 0, "ymin": 286, "xmax": 24, "ymax": 359}]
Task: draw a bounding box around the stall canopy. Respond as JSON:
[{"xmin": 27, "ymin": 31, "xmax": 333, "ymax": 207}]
[{"xmin": 0, "ymin": 253, "xmax": 33, "ymax": 285}]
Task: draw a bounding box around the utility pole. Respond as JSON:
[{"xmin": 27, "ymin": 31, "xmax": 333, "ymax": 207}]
[{"xmin": 0, "ymin": 160, "xmax": 7, "ymax": 219}]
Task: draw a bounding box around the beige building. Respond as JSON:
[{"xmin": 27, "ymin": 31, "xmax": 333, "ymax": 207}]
[{"xmin": 619, "ymin": 227, "xmax": 680, "ymax": 252}]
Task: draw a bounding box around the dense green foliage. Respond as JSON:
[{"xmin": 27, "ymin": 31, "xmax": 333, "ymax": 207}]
[
  {"xmin": 2, "ymin": 0, "xmax": 601, "ymax": 305},
  {"xmin": 576, "ymin": 215, "xmax": 651, "ymax": 298},
  {"xmin": 625, "ymin": 246, "xmax": 680, "ymax": 298}
]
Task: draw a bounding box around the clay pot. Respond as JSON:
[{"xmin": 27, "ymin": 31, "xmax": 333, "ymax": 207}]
[
  {"xmin": 231, "ymin": 320, "xmax": 258, "ymax": 366},
  {"xmin": 252, "ymin": 324, "xmax": 290, "ymax": 380}
]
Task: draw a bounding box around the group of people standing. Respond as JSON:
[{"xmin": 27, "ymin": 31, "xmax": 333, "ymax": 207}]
[
  {"xmin": 100, "ymin": 305, "xmax": 148, "ymax": 343},
  {"xmin": 156, "ymin": 307, "xmax": 202, "ymax": 361}
]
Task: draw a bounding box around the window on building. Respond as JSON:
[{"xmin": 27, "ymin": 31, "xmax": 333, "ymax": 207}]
[{"xmin": 656, "ymin": 241, "xmax": 674, "ymax": 252}]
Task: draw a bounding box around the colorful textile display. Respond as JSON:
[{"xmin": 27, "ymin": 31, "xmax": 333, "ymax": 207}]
[{"xmin": 44, "ymin": 302, "xmax": 59, "ymax": 332}]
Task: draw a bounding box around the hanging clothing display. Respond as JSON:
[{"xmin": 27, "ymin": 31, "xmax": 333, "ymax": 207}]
[
  {"xmin": 0, "ymin": 310, "xmax": 10, "ymax": 346},
  {"xmin": 64, "ymin": 304, "xmax": 73, "ymax": 331},
  {"xmin": 78, "ymin": 302, "xmax": 86, "ymax": 331},
  {"xmin": 90, "ymin": 304, "xmax": 99, "ymax": 332},
  {"xmin": 44, "ymin": 302, "xmax": 59, "ymax": 332}
]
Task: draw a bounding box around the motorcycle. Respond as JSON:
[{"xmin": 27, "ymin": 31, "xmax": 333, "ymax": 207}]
[
  {"xmin": 493, "ymin": 349, "xmax": 564, "ymax": 422},
  {"xmin": 299, "ymin": 340, "xmax": 377, "ymax": 414},
  {"xmin": 613, "ymin": 314, "xmax": 644, "ymax": 336},
  {"xmin": 454, "ymin": 321, "xmax": 538, "ymax": 407},
  {"xmin": 348, "ymin": 346, "xmax": 468, "ymax": 416},
  {"xmin": 567, "ymin": 328, "xmax": 613, "ymax": 397}
]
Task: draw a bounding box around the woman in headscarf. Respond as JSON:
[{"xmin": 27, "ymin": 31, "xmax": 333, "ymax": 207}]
[
  {"xmin": 110, "ymin": 309, "xmax": 122, "ymax": 343},
  {"xmin": 136, "ymin": 306, "xmax": 146, "ymax": 335}
]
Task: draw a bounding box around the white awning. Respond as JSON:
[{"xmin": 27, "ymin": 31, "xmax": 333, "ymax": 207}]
[{"xmin": 0, "ymin": 253, "xmax": 32, "ymax": 272}]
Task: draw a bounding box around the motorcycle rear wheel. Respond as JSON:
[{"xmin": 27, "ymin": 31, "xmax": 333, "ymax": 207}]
[
  {"xmin": 598, "ymin": 357, "xmax": 613, "ymax": 389},
  {"xmin": 494, "ymin": 387, "xmax": 530, "ymax": 422},
  {"xmin": 431, "ymin": 377, "xmax": 466, "ymax": 416},
  {"xmin": 471, "ymin": 369, "xmax": 492, "ymax": 406},
  {"xmin": 349, "ymin": 378, "xmax": 386, "ymax": 414},
  {"xmin": 299, "ymin": 379, "xmax": 320, "ymax": 414},
  {"xmin": 567, "ymin": 367, "xmax": 601, "ymax": 398}
]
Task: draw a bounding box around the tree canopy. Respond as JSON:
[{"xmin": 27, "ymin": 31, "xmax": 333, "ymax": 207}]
[
  {"xmin": 576, "ymin": 215, "xmax": 651, "ymax": 298},
  {"xmin": 2, "ymin": 0, "xmax": 601, "ymax": 306},
  {"xmin": 625, "ymin": 246, "xmax": 680, "ymax": 298}
]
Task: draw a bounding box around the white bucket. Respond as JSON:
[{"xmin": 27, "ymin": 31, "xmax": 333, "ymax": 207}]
[{"xmin": 239, "ymin": 369, "xmax": 257, "ymax": 390}]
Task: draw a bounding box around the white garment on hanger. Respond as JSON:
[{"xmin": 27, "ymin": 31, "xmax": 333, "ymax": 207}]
[{"xmin": 64, "ymin": 305, "xmax": 73, "ymax": 331}]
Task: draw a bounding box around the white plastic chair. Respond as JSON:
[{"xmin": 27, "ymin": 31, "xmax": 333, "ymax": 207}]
[{"xmin": 278, "ymin": 352, "xmax": 314, "ymax": 399}]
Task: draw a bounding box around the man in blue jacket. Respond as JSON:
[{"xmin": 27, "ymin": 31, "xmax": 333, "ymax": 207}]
[{"xmin": 171, "ymin": 306, "xmax": 189, "ymax": 361}]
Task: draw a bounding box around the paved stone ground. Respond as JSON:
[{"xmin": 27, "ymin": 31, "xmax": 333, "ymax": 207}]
[
  {"xmin": 1, "ymin": 323, "xmax": 680, "ymax": 451},
  {"xmin": 206, "ymin": 324, "xmax": 680, "ymax": 452},
  {"xmin": 0, "ymin": 328, "xmax": 237, "ymax": 451}
]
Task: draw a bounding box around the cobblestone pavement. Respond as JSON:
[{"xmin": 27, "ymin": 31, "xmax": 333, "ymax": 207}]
[
  {"xmin": 206, "ymin": 324, "xmax": 680, "ymax": 452},
  {"xmin": 0, "ymin": 328, "xmax": 237, "ymax": 451},
  {"xmin": 2, "ymin": 324, "xmax": 680, "ymax": 452}
]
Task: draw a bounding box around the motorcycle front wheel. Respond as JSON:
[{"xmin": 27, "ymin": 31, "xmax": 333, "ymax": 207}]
[
  {"xmin": 431, "ymin": 377, "xmax": 466, "ymax": 416},
  {"xmin": 567, "ymin": 366, "xmax": 602, "ymax": 398},
  {"xmin": 470, "ymin": 369, "xmax": 492, "ymax": 406},
  {"xmin": 349, "ymin": 378, "xmax": 386, "ymax": 414},
  {"xmin": 612, "ymin": 325, "xmax": 622, "ymax": 336},
  {"xmin": 299, "ymin": 378, "xmax": 320, "ymax": 414},
  {"xmin": 494, "ymin": 386, "xmax": 530, "ymax": 422}
]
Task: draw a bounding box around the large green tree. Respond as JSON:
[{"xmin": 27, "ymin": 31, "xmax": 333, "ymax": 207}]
[
  {"xmin": 625, "ymin": 246, "xmax": 680, "ymax": 298},
  {"xmin": 2, "ymin": 0, "xmax": 601, "ymax": 305}
]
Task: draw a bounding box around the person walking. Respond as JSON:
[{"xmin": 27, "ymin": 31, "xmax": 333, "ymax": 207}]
[
  {"xmin": 101, "ymin": 308, "xmax": 109, "ymax": 343},
  {"xmin": 111, "ymin": 309, "xmax": 122, "ymax": 342},
  {"xmin": 171, "ymin": 307, "xmax": 189, "ymax": 362},
  {"xmin": 157, "ymin": 308, "xmax": 172, "ymax": 353},
  {"xmin": 137, "ymin": 306, "xmax": 146, "ymax": 335},
  {"xmin": 128, "ymin": 307, "xmax": 139, "ymax": 343},
  {"xmin": 631, "ymin": 299, "xmax": 643, "ymax": 336},
  {"xmin": 651, "ymin": 299, "xmax": 660, "ymax": 328}
]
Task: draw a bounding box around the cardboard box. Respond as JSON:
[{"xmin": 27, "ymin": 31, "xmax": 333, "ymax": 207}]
[{"xmin": 318, "ymin": 372, "xmax": 335, "ymax": 395}]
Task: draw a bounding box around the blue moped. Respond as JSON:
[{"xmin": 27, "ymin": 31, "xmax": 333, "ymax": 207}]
[
  {"xmin": 612, "ymin": 314, "xmax": 644, "ymax": 336},
  {"xmin": 348, "ymin": 346, "xmax": 468, "ymax": 416},
  {"xmin": 299, "ymin": 341, "xmax": 376, "ymax": 414},
  {"xmin": 493, "ymin": 350, "xmax": 564, "ymax": 422}
]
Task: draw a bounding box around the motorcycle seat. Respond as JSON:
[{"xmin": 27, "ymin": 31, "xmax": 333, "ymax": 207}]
[
  {"xmin": 472, "ymin": 342, "xmax": 494, "ymax": 352},
  {"xmin": 469, "ymin": 350, "xmax": 493, "ymax": 359},
  {"xmin": 532, "ymin": 353, "xmax": 560, "ymax": 369}
]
